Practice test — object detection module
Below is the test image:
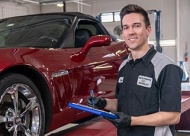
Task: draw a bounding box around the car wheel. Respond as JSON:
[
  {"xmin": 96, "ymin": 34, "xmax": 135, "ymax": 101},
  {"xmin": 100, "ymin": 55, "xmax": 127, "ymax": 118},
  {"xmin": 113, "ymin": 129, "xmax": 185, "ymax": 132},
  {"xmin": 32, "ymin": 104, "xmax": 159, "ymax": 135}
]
[{"xmin": 0, "ymin": 73, "xmax": 45, "ymax": 136}]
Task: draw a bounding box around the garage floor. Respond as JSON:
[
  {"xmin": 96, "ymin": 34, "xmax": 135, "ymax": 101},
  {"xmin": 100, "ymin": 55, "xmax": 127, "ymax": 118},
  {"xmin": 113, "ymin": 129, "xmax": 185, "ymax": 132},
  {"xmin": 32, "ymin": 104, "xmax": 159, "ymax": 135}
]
[
  {"xmin": 46, "ymin": 116, "xmax": 190, "ymax": 136},
  {"xmin": 176, "ymin": 132, "xmax": 190, "ymax": 136}
]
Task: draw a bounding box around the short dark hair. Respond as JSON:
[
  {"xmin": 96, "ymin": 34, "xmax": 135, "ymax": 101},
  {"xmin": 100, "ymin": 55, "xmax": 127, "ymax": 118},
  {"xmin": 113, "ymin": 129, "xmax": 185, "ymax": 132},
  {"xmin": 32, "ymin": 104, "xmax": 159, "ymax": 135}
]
[{"xmin": 120, "ymin": 4, "xmax": 150, "ymax": 28}]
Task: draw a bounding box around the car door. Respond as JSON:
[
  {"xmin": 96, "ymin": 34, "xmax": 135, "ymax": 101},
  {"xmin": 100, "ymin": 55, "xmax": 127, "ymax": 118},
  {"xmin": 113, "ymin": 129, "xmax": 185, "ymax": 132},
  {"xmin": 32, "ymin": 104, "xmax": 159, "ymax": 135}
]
[{"xmin": 66, "ymin": 19, "xmax": 127, "ymax": 118}]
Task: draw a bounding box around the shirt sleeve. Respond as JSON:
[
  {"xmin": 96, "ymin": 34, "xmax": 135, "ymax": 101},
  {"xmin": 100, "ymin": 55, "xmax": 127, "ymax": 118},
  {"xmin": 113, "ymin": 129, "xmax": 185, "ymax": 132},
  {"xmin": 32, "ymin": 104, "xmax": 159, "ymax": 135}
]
[
  {"xmin": 115, "ymin": 82, "xmax": 119, "ymax": 98},
  {"xmin": 158, "ymin": 64, "xmax": 183, "ymax": 112}
]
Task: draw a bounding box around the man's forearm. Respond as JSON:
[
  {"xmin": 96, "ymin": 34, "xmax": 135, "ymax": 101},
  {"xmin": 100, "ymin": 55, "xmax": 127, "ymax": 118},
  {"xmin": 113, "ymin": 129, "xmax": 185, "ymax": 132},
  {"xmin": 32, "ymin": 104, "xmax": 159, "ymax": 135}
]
[
  {"xmin": 105, "ymin": 98, "xmax": 118, "ymax": 112},
  {"xmin": 131, "ymin": 111, "xmax": 180, "ymax": 126}
]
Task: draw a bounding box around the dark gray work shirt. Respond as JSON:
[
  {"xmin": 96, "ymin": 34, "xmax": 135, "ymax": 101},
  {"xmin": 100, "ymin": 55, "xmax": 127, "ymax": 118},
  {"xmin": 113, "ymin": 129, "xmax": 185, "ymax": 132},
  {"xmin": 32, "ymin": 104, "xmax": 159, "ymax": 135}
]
[{"xmin": 115, "ymin": 46, "xmax": 183, "ymax": 136}]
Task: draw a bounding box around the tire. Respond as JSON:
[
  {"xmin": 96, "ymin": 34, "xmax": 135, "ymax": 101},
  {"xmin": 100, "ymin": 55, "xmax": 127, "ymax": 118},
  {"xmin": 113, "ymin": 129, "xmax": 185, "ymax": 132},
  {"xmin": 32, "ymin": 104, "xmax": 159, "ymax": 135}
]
[{"xmin": 0, "ymin": 73, "xmax": 45, "ymax": 136}]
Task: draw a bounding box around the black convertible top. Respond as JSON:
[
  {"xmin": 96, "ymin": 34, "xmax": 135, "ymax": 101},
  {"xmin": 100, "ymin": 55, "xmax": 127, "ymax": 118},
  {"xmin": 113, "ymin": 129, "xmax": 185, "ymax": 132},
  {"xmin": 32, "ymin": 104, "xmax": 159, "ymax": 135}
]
[
  {"xmin": 0, "ymin": 12, "xmax": 98, "ymax": 22},
  {"xmin": 0, "ymin": 12, "xmax": 100, "ymax": 32}
]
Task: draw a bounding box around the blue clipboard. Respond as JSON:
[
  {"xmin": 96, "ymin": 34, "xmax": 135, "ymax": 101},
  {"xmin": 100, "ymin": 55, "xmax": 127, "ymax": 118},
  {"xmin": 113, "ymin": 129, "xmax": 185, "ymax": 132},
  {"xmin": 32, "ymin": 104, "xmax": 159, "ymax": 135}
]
[{"xmin": 68, "ymin": 103, "xmax": 118, "ymax": 119}]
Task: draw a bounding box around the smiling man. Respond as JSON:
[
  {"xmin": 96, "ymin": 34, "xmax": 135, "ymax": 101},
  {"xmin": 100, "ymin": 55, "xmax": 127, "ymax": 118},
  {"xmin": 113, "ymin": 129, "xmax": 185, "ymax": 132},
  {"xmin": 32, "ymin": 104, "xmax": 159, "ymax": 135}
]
[{"xmin": 87, "ymin": 4, "xmax": 183, "ymax": 136}]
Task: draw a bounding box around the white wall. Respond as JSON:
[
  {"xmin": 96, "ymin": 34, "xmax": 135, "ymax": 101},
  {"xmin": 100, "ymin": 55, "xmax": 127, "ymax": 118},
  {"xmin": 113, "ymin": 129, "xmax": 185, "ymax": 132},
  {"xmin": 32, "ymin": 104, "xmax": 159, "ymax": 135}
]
[
  {"xmin": 98, "ymin": 0, "xmax": 175, "ymax": 40},
  {"xmin": 40, "ymin": 4, "xmax": 62, "ymax": 13},
  {"xmin": 178, "ymin": 0, "xmax": 190, "ymax": 71},
  {"xmin": 41, "ymin": 1, "xmax": 93, "ymax": 13},
  {"xmin": 0, "ymin": 2, "xmax": 40, "ymax": 19},
  {"xmin": 90, "ymin": 0, "xmax": 177, "ymax": 61}
]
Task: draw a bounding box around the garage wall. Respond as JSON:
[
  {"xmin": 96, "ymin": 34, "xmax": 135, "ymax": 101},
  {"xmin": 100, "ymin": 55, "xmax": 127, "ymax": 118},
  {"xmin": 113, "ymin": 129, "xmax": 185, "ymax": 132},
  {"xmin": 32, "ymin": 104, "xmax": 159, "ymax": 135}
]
[
  {"xmin": 178, "ymin": 0, "xmax": 190, "ymax": 71},
  {"xmin": 0, "ymin": 2, "xmax": 40, "ymax": 19},
  {"xmin": 40, "ymin": 4, "xmax": 62, "ymax": 12},
  {"xmin": 91, "ymin": 0, "xmax": 176, "ymax": 40},
  {"xmin": 90, "ymin": 0, "xmax": 177, "ymax": 62},
  {"xmin": 41, "ymin": 1, "xmax": 93, "ymax": 13}
]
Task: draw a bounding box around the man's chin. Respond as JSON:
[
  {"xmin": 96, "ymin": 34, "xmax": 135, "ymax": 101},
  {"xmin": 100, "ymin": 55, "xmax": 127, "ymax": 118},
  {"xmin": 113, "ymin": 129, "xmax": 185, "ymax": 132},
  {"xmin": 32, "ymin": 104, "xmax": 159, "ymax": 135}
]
[
  {"xmin": 128, "ymin": 46, "xmax": 142, "ymax": 51},
  {"xmin": 128, "ymin": 45, "xmax": 138, "ymax": 50}
]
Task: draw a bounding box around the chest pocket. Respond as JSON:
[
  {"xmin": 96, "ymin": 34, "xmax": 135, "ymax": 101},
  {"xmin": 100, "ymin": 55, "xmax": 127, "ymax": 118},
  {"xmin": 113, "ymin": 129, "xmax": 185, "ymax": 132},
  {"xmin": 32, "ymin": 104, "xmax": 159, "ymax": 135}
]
[{"xmin": 131, "ymin": 74, "xmax": 159, "ymax": 115}]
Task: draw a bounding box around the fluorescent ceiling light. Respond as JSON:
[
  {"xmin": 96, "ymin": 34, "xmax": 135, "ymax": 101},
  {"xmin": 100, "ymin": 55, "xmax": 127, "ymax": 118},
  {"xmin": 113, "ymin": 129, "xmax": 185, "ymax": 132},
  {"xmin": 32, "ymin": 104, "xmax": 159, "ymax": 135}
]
[
  {"xmin": 115, "ymin": 39, "xmax": 176, "ymax": 47},
  {"xmin": 41, "ymin": 0, "xmax": 91, "ymax": 7},
  {"xmin": 23, "ymin": 0, "xmax": 39, "ymax": 4},
  {"xmin": 67, "ymin": 0, "xmax": 91, "ymax": 7},
  {"xmin": 148, "ymin": 40, "xmax": 176, "ymax": 47},
  {"xmin": 57, "ymin": 3, "xmax": 63, "ymax": 7}
]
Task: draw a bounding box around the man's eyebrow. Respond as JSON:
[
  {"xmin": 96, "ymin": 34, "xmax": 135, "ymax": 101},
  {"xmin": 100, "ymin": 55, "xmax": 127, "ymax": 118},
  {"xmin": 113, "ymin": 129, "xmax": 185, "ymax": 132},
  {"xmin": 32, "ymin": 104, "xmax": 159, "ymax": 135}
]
[
  {"xmin": 122, "ymin": 22, "xmax": 141, "ymax": 27},
  {"xmin": 133, "ymin": 22, "xmax": 141, "ymax": 25},
  {"xmin": 122, "ymin": 24, "xmax": 128, "ymax": 27}
]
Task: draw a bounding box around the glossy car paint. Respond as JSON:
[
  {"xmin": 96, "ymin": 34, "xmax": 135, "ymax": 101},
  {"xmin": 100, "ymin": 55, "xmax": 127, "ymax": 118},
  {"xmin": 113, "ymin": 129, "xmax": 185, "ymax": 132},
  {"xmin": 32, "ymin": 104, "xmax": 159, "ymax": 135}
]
[{"xmin": 0, "ymin": 37, "xmax": 128, "ymax": 132}]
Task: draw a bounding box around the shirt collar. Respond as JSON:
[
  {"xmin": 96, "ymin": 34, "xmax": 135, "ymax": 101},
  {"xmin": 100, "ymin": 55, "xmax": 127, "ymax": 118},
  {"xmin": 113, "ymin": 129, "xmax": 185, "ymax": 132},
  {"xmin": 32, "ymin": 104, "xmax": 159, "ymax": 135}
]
[
  {"xmin": 127, "ymin": 45, "xmax": 157, "ymax": 67},
  {"xmin": 128, "ymin": 53, "xmax": 133, "ymax": 61},
  {"xmin": 141, "ymin": 46, "xmax": 157, "ymax": 66}
]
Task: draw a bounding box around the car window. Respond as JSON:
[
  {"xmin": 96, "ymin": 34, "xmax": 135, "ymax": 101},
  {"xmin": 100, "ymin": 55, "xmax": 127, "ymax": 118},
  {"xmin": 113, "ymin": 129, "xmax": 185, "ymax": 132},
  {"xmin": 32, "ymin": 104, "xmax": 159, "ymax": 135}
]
[
  {"xmin": 0, "ymin": 15, "xmax": 71, "ymax": 31},
  {"xmin": 0, "ymin": 15, "xmax": 72, "ymax": 48},
  {"xmin": 0, "ymin": 21, "xmax": 69, "ymax": 48},
  {"xmin": 75, "ymin": 20, "xmax": 105, "ymax": 48},
  {"xmin": 77, "ymin": 20, "xmax": 105, "ymax": 36}
]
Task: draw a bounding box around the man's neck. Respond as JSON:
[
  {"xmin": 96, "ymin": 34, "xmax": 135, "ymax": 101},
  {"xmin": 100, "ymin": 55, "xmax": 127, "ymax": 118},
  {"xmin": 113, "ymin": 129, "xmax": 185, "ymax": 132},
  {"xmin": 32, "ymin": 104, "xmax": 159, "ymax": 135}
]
[{"xmin": 131, "ymin": 44, "xmax": 150, "ymax": 61}]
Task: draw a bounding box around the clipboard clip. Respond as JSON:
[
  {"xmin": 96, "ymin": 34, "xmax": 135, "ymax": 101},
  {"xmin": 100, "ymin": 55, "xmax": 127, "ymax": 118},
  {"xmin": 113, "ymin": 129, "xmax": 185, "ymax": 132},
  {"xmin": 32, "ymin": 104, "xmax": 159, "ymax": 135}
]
[{"xmin": 90, "ymin": 90, "xmax": 95, "ymax": 108}]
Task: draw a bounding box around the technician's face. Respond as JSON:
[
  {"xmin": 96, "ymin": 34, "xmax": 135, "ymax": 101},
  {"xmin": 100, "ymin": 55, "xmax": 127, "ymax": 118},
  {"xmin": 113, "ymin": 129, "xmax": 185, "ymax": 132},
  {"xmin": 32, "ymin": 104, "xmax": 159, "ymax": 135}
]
[{"xmin": 122, "ymin": 13, "xmax": 151, "ymax": 51}]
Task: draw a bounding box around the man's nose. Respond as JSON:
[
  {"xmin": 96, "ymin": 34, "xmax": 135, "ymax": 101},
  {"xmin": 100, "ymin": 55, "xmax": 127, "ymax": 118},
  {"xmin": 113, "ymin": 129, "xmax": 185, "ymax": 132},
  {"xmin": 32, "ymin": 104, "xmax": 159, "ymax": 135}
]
[{"xmin": 128, "ymin": 27, "xmax": 135, "ymax": 34}]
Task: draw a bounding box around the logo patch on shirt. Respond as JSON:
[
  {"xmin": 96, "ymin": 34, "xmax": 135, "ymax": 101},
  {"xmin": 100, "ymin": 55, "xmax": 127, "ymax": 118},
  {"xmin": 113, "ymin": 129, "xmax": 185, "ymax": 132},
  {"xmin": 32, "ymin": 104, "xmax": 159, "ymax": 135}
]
[
  {"xmin": 118, "ymin": 77, "xmax": 124, "ymax": 83},
  {"xmin": 137, "ymin": 75, "xmax": 152, "ymax": 88}
]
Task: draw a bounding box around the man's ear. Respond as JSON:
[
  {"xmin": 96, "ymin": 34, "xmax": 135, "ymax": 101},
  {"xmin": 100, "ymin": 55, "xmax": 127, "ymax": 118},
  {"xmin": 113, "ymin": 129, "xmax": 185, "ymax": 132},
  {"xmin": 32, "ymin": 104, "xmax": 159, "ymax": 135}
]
[
  {"xmin": 146, "ymin": 26, "xmax": 152, "ymax": 36},
  {"xmin": 121, "ymin": 30, "xmax": 125, "ymax": 40}
]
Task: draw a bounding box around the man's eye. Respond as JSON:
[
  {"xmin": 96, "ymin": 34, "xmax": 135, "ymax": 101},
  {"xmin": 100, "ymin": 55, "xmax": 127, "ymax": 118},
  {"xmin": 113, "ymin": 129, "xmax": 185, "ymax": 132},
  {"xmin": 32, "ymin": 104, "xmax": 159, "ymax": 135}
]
[
  {"xmin": 134, "ymin": 24, "xmax": 140, "ymax": 28},
  {"xmin": 123, "ymin": 26, "xmax": 128, "ymax": 30}
]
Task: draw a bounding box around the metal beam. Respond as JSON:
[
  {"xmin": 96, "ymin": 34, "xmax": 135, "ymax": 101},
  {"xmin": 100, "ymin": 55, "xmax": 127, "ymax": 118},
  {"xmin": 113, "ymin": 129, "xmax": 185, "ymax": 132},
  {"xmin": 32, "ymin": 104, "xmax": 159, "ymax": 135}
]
[
  {"xmin": 39, "ymin": 0, "xmax": 68, "ymax": 4},
  {"xmin": 63, "ymin": 1, "xmax": 66, "ymax": 12}
]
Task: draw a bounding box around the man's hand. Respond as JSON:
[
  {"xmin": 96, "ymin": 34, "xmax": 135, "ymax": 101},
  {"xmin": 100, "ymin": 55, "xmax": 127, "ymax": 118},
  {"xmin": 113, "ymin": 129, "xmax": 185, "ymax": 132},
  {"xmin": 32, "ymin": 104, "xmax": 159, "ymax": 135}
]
[
  {"xmin": 106, "ymin": 112, "xmax": 131, "ymax": 128},
  {"xmin": 86, "ymin": 96, "xmax": 107, "ymax": 109}
]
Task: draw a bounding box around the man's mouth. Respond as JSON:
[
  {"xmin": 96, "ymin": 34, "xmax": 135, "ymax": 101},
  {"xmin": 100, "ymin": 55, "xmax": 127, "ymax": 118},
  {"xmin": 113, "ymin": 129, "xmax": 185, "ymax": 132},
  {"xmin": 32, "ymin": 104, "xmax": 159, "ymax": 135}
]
[{"xmin": 128, "ymin": 37, "xmax": 138, "ymax": 41}]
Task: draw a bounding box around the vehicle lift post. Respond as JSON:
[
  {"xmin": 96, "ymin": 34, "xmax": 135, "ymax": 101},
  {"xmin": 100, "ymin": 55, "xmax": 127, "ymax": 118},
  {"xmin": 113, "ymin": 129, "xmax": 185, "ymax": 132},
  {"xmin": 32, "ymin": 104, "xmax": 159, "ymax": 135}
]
[{"xmin": 148, "ymin": 10, "xmax": 162, "ymax": 53}]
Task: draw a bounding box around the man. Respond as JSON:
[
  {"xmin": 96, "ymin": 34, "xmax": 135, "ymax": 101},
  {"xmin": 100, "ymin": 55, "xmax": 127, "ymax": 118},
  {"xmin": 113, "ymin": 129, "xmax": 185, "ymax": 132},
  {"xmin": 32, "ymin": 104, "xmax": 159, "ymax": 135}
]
[{"xmin": 87, "ymin": 4, "xmax": 183, "ymax": 136}]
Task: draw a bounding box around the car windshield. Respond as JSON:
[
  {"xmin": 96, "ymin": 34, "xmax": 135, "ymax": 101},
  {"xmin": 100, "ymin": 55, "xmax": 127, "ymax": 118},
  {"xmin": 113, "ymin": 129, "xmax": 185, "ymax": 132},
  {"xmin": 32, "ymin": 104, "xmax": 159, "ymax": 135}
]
[{"xmin": 0, "ymin": 15, "xmax": 72, "ymax": 48}]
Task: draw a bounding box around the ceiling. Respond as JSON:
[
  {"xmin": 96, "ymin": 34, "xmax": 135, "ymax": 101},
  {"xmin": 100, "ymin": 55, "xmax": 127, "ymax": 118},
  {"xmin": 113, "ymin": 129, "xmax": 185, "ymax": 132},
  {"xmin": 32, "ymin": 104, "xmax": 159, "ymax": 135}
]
[
  {"xmin": 1, "ymin": 0, "xmax": 88, "ymax": 5},
  {"xmin": 21, "ymin": 0, "xmax": 70, "ymax": 4}
]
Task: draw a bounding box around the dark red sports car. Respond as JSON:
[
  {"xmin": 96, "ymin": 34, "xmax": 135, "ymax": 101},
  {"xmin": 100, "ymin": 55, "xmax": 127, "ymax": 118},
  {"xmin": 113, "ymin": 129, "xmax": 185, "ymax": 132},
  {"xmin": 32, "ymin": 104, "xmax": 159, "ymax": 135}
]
[{"xmin": 0, "ymin": 12, "xmax": 129, "ymax": 135}]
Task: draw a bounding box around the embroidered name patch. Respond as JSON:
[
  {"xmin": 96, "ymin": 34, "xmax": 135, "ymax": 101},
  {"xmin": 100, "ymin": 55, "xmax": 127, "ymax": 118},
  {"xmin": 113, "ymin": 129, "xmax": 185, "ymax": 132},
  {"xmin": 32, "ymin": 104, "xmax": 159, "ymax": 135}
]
[
  {"xmin": 118, "ymin": 77, "xmax": 124, "ymax": 83},
  {"xmin": 137, "ymin": 75, "xmax": 152, "ymax": 88}
]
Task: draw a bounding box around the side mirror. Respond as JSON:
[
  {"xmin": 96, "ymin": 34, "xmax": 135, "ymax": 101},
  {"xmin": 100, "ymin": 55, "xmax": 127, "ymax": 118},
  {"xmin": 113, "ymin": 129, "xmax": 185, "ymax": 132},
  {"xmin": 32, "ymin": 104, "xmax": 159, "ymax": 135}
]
[{"xmin": 70, "ymin": 35, "xmax": 111, "ymax": 62}]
